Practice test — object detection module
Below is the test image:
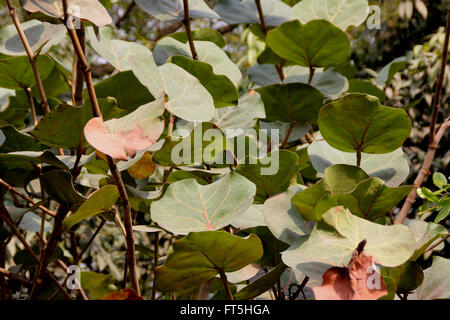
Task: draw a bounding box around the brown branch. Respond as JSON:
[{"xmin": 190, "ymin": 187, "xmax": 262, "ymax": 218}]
[
  {"xmin": 61, "ymin": 0, "xmax": 140, "ymax": 295},
  {"xmin": 396, "ymin": 120, "xmax": 449, "ymax": 223},
  {"xmin": 0, "ymin": 267, "xmax": 32, "ymax": 286},
  {"xmin": 0, "ymin": 179, "xmax": 56, "ymax": 217},
  {"xmin": 151, "ymin": 231, "xmax": 159, "ymax": 300},
  {"xmin": 281, "ymin": 121, "xmax": 296, "ymax": 148},
  {"xmin": 73, "ymin": 24, "xmax": 85, "ymax": 106},
  {"xmin": 183, "ymin": 0, "xmax": 198, "ymax": 60},
  {"xmin": 289, "ymin": 276, "xmax": 309, "ymax": 300},
  {"xmin": 0, "ymin": 207, "xmax": 71, "ymax": 299},
  {"xmin": 429, "ymin": 8, "xmax": 450, "ymax": 144},
  {"xmin": 75, "ymin": 219, "xmax": 106, "ymax": 264},
  {"xmin": 5, "ymin": 0, "xmax": 50, "ymax": 114},
  {"xmin": 219, "ymin": 270, "xmax": 234, "ymax": 300},
  {"xmin": 216, "ymin": 24, "xmax": 238, "ymax": 34},
  {"xmin": 425, "ymin": 234, "xmax": 449, "ymax": 253},
  {"xmin": 30, "ymin": 205, "xmax": 70, "ymax": 298},
  {"xmin": 255, "ymin": 0, "xmax": 267, "ymax": 36},
  {"xmin": 397, "ymin": 9, "xmax": 450, "ymax": 224},
  {"xmin": 107, "ymin": 157, "xmax": 140, "ymax": 294}
]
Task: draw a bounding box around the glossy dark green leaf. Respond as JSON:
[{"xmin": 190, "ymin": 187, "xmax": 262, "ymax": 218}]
[
  {"xmin": 170, "ymin": 28, "xmax": 225, "ymax": 48},
  {"xmin": 0, "ymin": 55, "xmax": 54, "ymax": 90},
  {"xmin": 0, "ymin": 125, "xmax": 42, "ymax": 153},
  {"xmin": 156, "ymin": 231, "xmax": 263, "ymax": 293},
  {"xmin": 318, "ymin": 93, "xmax": 411, "ymax": 154},
  {"xmin": 89, "ymin": 71, "xmax": 155, "ymax": 111},
  {"xmin": 291, "ymin": 164, "xmax": 369, "ymax": 221},
  {"xmin": 40, "ymin": 170, "xmax": 85, "ymax": 205},
  {"xmin": 257, "ymin": 83, "xmax": 323, "ymax": 123},
  {"xmin": 236, "ymin": 150, "xmax": 300, "ymax": 202},
  {"xmin": 266, "ymin": 20, "xmax": 351, "ymax": 68},
  {"xmin": 381, "ymin": 260, "xmax": 424, "ymax": 297},
  {"xmin": 348, "ymin": 79, "xmax": 386, "ymax": 103},
  {"xmin": 63, "ymin": 185, "xmax": 119, "ymax": 230}
]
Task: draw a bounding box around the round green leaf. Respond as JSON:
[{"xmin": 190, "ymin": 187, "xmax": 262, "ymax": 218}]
[
  {"xmin": 156, "ymin": 231, "xmax": 263, "ymax": 293},
  {"xmin": 318, "ymin": 93, "xmax": 411, "ymax": 154},
  {"xmin": 0, "ymin": 55, "xmax": 54, "ymax": 90},
  {"xmin": 282, "ymin": 206, "xmax": 416, "ymax": 280},
  {"xmin": 63, "ymin": 185, "xmax": 119, "ymax": 230},
  {"xmin": 151, "ymin": 173, "xmax": 256, "ymax": 234},
  {"xmin": 257, "ymin": 83, "xmax": 323, "ymax": 123},
  {"xmin": 236, "ymin": 150, "xmax": 300, "ymax": 202},
  {"xmin": 266, "ymin": 20, "xmax": 351, "ymax": 68}
]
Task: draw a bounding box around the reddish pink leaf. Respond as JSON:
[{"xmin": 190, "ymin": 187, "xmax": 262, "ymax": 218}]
[
  {"xmin": 84, "ymin": 117, "xmax": 158, "ymax": 161},
  {"xmin": 313, "ymin": 251, "xmax": 387, "ymax": 300}
]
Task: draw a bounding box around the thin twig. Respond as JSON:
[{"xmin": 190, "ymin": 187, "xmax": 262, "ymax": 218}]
[
  {"xmin": 75, "ymin": 219, "xmax": 106, "ymax": 264},
  {"xmin": 424, "ymin": 234, "xmax": 449, "ymax": 253},
  {"xmin": 5, "ymin": 0, "xmax": 50, "ymax": 114},
  {"xmin": 397, "ymin": 10, "xmax": 450, "ymax": 223},
  {"xmin": 183, "ymin": 0, "xmax": 198, "ymax": 60},
  {"xmin": 281, "ymin": 121, "xmax": 296, "ymax": 148},
  {"xmin": 0, "ymin": 179, "xmax": 56, "ymax": 217},
  {"xmin": 0, "ymin": 209, "xmax": 71, "ymax": 299},
  {"xmin": 151, "ymin": 232, "xmax": 159, "ymax": 300},
  {"xmin": 429, "ymin": 8, "xmax": 450, "ymax": 144},
  {"xmin": 255, "ymin": 0, "xmax": 267, "ymax": 36},
  {"xmin": 73, "ymin": 24, "xmax": 85, "ymax": 106},
  {"xmin": 289, "ymin": 276, "xmax": 309, "ymax": 300},
  {"xmin": 0, "ymin": 268, "xmax": 32, "ymax": 286},
  {"xmin": 24, "ymin": 87, "xmax": 38, "ymax": 127},
  {"xmin": 397, "ymin": 120, "xmax": 449, "ymax": 223}
]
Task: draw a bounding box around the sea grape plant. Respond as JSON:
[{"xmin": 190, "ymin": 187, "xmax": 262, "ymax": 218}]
[{"xmin": 0, "ymin": 0, "xmax": 448, "ymax": 300}]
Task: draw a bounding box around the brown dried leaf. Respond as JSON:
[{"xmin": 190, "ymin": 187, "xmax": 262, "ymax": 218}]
[
  {"xmin": 84, "ymin": 117, "xmax": 157, "ymax": 161},
  {"xmin": 313, "ymin": 251, "xmax": 387, "ymax": 300}
]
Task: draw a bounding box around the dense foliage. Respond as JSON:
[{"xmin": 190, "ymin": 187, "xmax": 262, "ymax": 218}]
[{"xmin": 0, "ymin": 0, "xmax": 448, "ymax": 300}]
